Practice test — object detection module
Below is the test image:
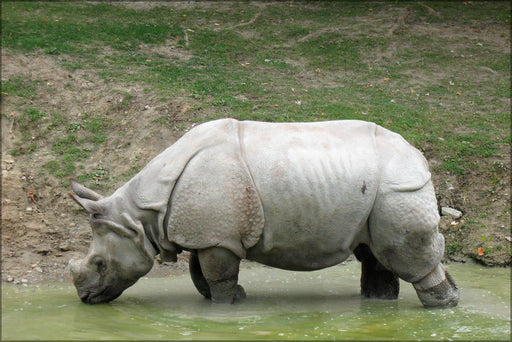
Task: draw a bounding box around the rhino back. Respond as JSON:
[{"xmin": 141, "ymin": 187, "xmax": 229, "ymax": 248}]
[
  {"xmin": 373, "ymin": 124, "xmax": 432, "ymax": 193},
  {"xmin": 240, "ymin": 120, "xmax": 380, "ymax": 270}
]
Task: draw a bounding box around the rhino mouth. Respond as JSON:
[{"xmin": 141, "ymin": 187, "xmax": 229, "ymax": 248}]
[{"xmin": 79, "ymin": 285, "xmax": 123, "ymax": 304}]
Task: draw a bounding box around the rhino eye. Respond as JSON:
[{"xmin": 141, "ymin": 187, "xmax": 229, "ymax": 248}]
[{"xmin": 91, "ymin": 256, "xmax": 106, "ymax": 273}]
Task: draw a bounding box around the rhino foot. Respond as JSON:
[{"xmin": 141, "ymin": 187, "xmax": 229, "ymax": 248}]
[
  {"xmin": 208, "ymin": 281, "xmax": 246, "ymax": 304},
  {"xmin": 413, "ymin": 264, "xmax": 459, "ymax": 308}
]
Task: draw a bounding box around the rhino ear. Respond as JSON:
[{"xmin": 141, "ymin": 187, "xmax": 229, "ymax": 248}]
[
  {"xmin": 69, "ymin": 178, "xmax": 103, "ymax": 201},
  {"xmin": 68, "ymin": 192, "xmax": 104, "ymax": 215}
]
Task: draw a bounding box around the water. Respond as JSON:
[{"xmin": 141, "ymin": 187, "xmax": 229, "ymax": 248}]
[{"xmin": 2, "ymin": 261, "xmax": 510, "ymax": 340}]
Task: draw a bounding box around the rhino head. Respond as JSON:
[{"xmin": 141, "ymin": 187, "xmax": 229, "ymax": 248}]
[{"xmin": 68, "ymin": 179, "xmax": 155, "ymax": 304}]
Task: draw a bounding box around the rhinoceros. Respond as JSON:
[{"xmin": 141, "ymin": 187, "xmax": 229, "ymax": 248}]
[{"xmin": 68, "ymin": 119, "xmax": 458, "ymax": 307}]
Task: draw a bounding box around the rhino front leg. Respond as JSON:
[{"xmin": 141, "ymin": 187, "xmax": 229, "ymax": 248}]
[
  {"xmin": 353, "ymin": 243, "xmax": 399, "ymax": 299},
  {"xmin": 197, "ymin": 247, "xmax": 246, "ymax": 304},
  {"xmin": 189, "ymin": 250, "xmax": 211, "ymax": 299}
]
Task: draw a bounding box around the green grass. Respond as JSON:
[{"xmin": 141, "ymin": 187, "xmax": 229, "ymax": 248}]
[{"xmin": 2, "ymin": 76, "xmax": 42, "ymax": 98}]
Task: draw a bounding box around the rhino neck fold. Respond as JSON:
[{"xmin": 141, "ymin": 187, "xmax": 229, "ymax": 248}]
[{"xmin": 136, "ymin": 204, "xmax": 182, "ymax": 263}]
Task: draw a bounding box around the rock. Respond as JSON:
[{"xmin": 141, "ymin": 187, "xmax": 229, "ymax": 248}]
[
  {"xmin": 6, "ymin": 277, "xmax": 14, "ymax": 282},
  {"xmin": 441, "ymin": 207, "xmax": 463, "ymax": 219},
  {"xmin": 59, "ymin": 242, "xmax": 72, "ymax": 252},
  {"xmin": 36, "ymin": 245, "xmax": 51, "ymax": 255}
]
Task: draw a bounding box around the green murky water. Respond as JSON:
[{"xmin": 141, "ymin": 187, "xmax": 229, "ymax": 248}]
[{"xmin": 2, "ymin": 261, "xmax": 510, "ymax": 340}]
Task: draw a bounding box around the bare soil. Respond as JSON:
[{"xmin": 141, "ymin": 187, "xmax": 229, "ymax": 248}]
[
  {"xmin": 1, "ymin": 3, "xmax": 510, "ymax": 286},
  {"xmin": 0, "ymin": 52, "xmax": 197, "ymax": 284}
]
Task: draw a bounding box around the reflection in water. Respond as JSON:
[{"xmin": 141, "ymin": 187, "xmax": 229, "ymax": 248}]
[{"xmin": 2, "ymin": 261, "xmax": 510, "ymax": 340}]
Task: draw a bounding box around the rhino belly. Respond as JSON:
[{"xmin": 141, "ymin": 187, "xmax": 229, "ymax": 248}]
[
  {"xmin": 246, "ymin": 236, "xmax": 354, "ymax": 271},
  {"xmin": 241, "ymin": 121, "xmax": 379, "ymax": 271},
  {"xmin": 245, "ymin": 193, "xmax": 374, "ymax": 271}
]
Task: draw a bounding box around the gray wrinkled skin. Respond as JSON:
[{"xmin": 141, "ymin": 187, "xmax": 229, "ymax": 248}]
[{"xmin": 68, "ymin": 119, "xmax": 458, "ymax": 308}]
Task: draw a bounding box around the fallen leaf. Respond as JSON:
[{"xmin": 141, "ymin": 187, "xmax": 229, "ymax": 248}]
[
  {"xmin": 410, "ymin": 89, "xmax": 416, "ymax": 94},
  {"xmin": 450, "ymin": 221, "xmax": 459, "ymax": 226},
  {"xmin": 477, "ymin": 247, "xmax": 485, "ymax": 256},
  {"xmin": 27, "ymin": 191, "xmax": 38, "ymax": 203}
]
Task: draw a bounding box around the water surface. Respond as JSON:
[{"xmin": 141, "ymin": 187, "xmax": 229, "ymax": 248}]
[{"xmin": 2, "ymin": 261, "xmax": 510, "ymax": 340}]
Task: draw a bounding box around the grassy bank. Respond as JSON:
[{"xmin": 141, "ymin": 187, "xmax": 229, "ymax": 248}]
[{"xmin": 1, "ymin": 1, "xmax": 510, "ymax": 266}]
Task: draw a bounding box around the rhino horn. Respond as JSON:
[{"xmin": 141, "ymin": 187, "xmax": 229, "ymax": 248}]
[{"xmin": 69, "ymin": 178, "xmax": 103, "ymax": 200}]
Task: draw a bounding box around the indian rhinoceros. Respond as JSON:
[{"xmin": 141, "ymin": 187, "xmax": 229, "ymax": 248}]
[{"xmin": 68, "ymin": 119, "xmax": 458, "ymax": 308}]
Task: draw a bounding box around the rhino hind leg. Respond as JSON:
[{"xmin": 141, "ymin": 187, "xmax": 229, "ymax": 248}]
[
  {"xmin": 368, "ymin": 181, "xmax": 459, "ymax": 308},
  {"xmin": 353, "ymin": 244, "xmax": 399, "ymax": 299},
  {"xmin": 197, "ymin": 247, "xmax": 246, "ymax": 304},
  {"xmin": 189, "ymin": 250, "xmax": 211, "ymax": 299}
]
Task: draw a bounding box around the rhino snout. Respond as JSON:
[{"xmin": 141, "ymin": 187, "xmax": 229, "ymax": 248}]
[{"xmin": 68, "ymin": 259, "xmax": 80, "ymax": 280}]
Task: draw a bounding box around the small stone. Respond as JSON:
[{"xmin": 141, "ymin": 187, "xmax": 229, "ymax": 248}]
[
  {"xmin": 26, "ymin": 207, "xmax": 33, "ymax": 212},
  {"xmin": 36, "ymin": 245, "xmax": 51, "ymax": 255},
  {"xmin": 59, "ymin": 242, "xmax": 72, "ymax": 252},
  {"xmin": 6, "ymin": 277, "xmax": 14, "ymax": 282},
  {"xmin": 21, "ymin": 278, "xmax": 28, "ymax": 284},
  {"xmin": 441, "ymin": 207, "xmax": 462, "ymax": 219}
]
